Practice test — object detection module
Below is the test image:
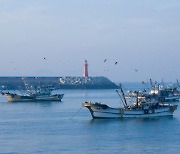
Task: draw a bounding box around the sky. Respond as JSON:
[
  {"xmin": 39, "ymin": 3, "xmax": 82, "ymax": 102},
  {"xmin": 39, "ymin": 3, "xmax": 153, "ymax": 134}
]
[{"xmin": 0, "ymin": 0, "xmax": 180, "ymax": 82}]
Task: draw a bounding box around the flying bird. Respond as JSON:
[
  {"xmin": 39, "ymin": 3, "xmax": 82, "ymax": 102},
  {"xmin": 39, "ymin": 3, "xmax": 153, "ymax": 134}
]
[
  {"xmin": 43, "ymin": 57, "xmax": 46, "ymax": 60},
  {"xmin": 115, "ymin": 62, "xmax": 118, "ymax": 65},
  {"xmin": 104, "ymin": 59, "xmax": 107, "ymax": 62},
  {"xmin": 135, "ymin": 69, "xmax": 138, "ymax": 72}
]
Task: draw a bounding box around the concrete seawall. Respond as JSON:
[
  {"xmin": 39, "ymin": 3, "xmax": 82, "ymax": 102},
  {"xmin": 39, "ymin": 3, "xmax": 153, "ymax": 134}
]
[{"xmin": 0, "ymin": 76, "xmax": 118, "ymax": 90}]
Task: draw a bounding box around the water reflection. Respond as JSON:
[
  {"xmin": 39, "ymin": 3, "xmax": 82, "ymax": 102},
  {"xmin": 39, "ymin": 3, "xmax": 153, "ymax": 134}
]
[{"xmin": 87, "ymin": 116, "xmax": 176, "ymax": 125}]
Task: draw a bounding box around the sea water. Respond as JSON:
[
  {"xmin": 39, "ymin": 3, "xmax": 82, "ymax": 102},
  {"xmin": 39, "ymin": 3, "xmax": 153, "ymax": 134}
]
[{"xmin": 0, "ymin": 83, "xmax": 180, "ymax": 154}]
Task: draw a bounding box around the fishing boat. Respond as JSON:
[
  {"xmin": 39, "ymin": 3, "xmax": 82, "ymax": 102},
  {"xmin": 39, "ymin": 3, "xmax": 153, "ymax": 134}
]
[
  {"xmin": 1, "ymin": 77, "xmax": 64, "ymax": 102},
  {"xmin": 1, "ymin": 86, "xmax": 64, "ymax": 102},
  {"xmin": 83, "ymin": 102, "xmax": 177, "ymax": 119},
  {"xmin": 83, "ymin": 85, "xmax": 178, "ymax": 119},
  {"xmin": 140, "ymin": 79, "xmax": 180, "ymax": 103},
  {"xmin": 128, "ymin": 88, "xmax": 180, "ymax": 103}
]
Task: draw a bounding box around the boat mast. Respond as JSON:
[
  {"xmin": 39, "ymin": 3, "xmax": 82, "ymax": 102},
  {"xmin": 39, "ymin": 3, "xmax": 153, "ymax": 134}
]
[
  {"xmin": 176, "ymin": 79, "xmax": 180, "ymax": 88},
  {"xmin": 150, "ymin": 78, "xmax": 154, "ymax": 89},
  {"xmin": 136, "ymin": 91, "xmax": 139, "ymax": 107},
  {"xmin": 116, "ymin": 90, "xmax": 126, "ymax": 108},
  {"xmin": 21, "ymin": 77, "xmax": 33, "ymax": 94},
  {"xmin": 142, "ymin": 81, "xmax": 150, "ymax": 90},
  {"xmin": 119, "ymin": 84, "xmax": 128, "ymax": 107}
]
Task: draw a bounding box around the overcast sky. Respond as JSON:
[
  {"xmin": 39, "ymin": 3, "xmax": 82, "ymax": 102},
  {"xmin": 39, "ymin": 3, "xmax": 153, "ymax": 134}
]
[{"xmin": 0, "ymin": 0, "xmax": 180, "ymax": 82}]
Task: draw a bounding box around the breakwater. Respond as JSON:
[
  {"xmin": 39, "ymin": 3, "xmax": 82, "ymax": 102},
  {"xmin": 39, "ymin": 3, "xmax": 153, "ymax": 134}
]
[{"xmin": 0, "ymin": 76, "xmax": 118, "ymax": 90}]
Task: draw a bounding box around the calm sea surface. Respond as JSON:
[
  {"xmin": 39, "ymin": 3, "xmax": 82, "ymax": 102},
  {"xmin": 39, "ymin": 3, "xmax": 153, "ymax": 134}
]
[{"xmin": 0, "ymin": 83, "xmax": 180, "ymax": 154}]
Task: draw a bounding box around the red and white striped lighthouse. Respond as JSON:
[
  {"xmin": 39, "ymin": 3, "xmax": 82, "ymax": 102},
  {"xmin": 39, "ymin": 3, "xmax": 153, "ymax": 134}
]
[{"xmin": 84, "ymin": 60, "xmax": 88, "ymax": 77}]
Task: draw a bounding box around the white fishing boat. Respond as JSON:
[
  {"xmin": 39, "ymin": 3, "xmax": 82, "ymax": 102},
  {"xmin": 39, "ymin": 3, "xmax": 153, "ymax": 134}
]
[
  {"xmin": 1, "ymin": 82, "xmax": 64, "ymax": 102},
  {"xmin": 83, "ymin": 102, "xmax": 177, "ymax": 119},
  {"xmin": 1, "ymin": 88, "xmax": 64, "ymax": 102},
  {"xmin": 141, "ymin": 79, "xmax": 180, "ymax": 103},
  {"xmin": 1, "ymin": 91, "xmax": 64, "ymax": 102},
  {"xmin": 83, "ymin": 85, "xmax": 178, "ymax": 119}
]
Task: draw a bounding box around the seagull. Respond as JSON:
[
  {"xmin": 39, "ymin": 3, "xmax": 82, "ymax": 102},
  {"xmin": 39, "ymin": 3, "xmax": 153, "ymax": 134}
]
[
  {"xmin": 135, "ymin": 69, "xmax": 138, "ymax": 72},
  {"xmin": 115, "ymin": 62, "xmax": 118, "ymax": 65},
  {"xmin": 104, "ymin": 59, "xmax": 107, "ymax": 62}
]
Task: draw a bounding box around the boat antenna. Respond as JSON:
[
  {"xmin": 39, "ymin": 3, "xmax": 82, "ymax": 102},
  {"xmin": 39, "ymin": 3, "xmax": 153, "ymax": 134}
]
[
  {"xmin": 161, "ymin": 79, "xmax": 165, "ymax": 87},
  {"xmin": 119, "ymin": 84, "xmax": 128, "ymax": 107},
  {"xmin": 176, "ymin": 79, "xmax": 180, "ymax": 88}
]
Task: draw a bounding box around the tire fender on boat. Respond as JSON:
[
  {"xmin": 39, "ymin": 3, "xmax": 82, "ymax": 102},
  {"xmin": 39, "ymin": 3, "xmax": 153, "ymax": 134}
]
[
  {"xmin": 120, "ymin": 108, "xmax": 124, "ymax": 117},
  {"xmin": 144, "ymin": 109, "xmax": 149, "ymax": 114},
  {"xmin": 170, "ymin": 106, "xmax": 175, "ymax": 113}
]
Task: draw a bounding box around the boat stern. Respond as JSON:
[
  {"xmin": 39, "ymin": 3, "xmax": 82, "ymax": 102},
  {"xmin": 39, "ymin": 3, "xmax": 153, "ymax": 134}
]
[{"xmin": 169, "ymin": 104, "xmax": 178, "ymax": 113}]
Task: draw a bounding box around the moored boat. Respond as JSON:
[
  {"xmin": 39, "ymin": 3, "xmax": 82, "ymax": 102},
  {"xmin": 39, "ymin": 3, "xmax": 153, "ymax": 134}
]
[
  {"xmin": 1, "ymin": 91, "xmax": 64, "ymax": 102},
  {"xmin": 83, "ymin": 85, "xmax": 178, "ymax": 119},
  {"xmin": 141, "ymin": 79, "xmax": 180, "ymax": 103},
  {"xmin": 1, "ymin": 86, "xmax": 64, "ymax": 102},
  {"xmin": 83, "ymin": 102, "xmax": 177, "ymax": 119}
]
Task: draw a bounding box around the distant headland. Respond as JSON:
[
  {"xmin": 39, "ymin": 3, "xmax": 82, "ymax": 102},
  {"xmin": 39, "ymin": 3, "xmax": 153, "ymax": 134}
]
[{"xmin": 0, "ymin": 76, "xmax": 118, "ymax": 90}]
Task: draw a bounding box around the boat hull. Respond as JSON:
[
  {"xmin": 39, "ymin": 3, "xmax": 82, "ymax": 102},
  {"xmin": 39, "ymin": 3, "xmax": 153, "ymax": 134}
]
[{"xmin": 83, "ymin": 102, "xmax": 177, "ymax": 119}]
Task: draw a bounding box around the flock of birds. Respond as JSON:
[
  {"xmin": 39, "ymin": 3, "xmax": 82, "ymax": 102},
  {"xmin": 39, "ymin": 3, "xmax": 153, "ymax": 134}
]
[
  {"xmin": 103, "ymin": 58, "xmax": 138, "ymax": 73},
  {"xmin": 12, "ymin": 57, "xmax": 138, "ymax": 73},
  {"xmin": 104, "ymin": 59, "xmax": 118, "ymax": 65}
]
